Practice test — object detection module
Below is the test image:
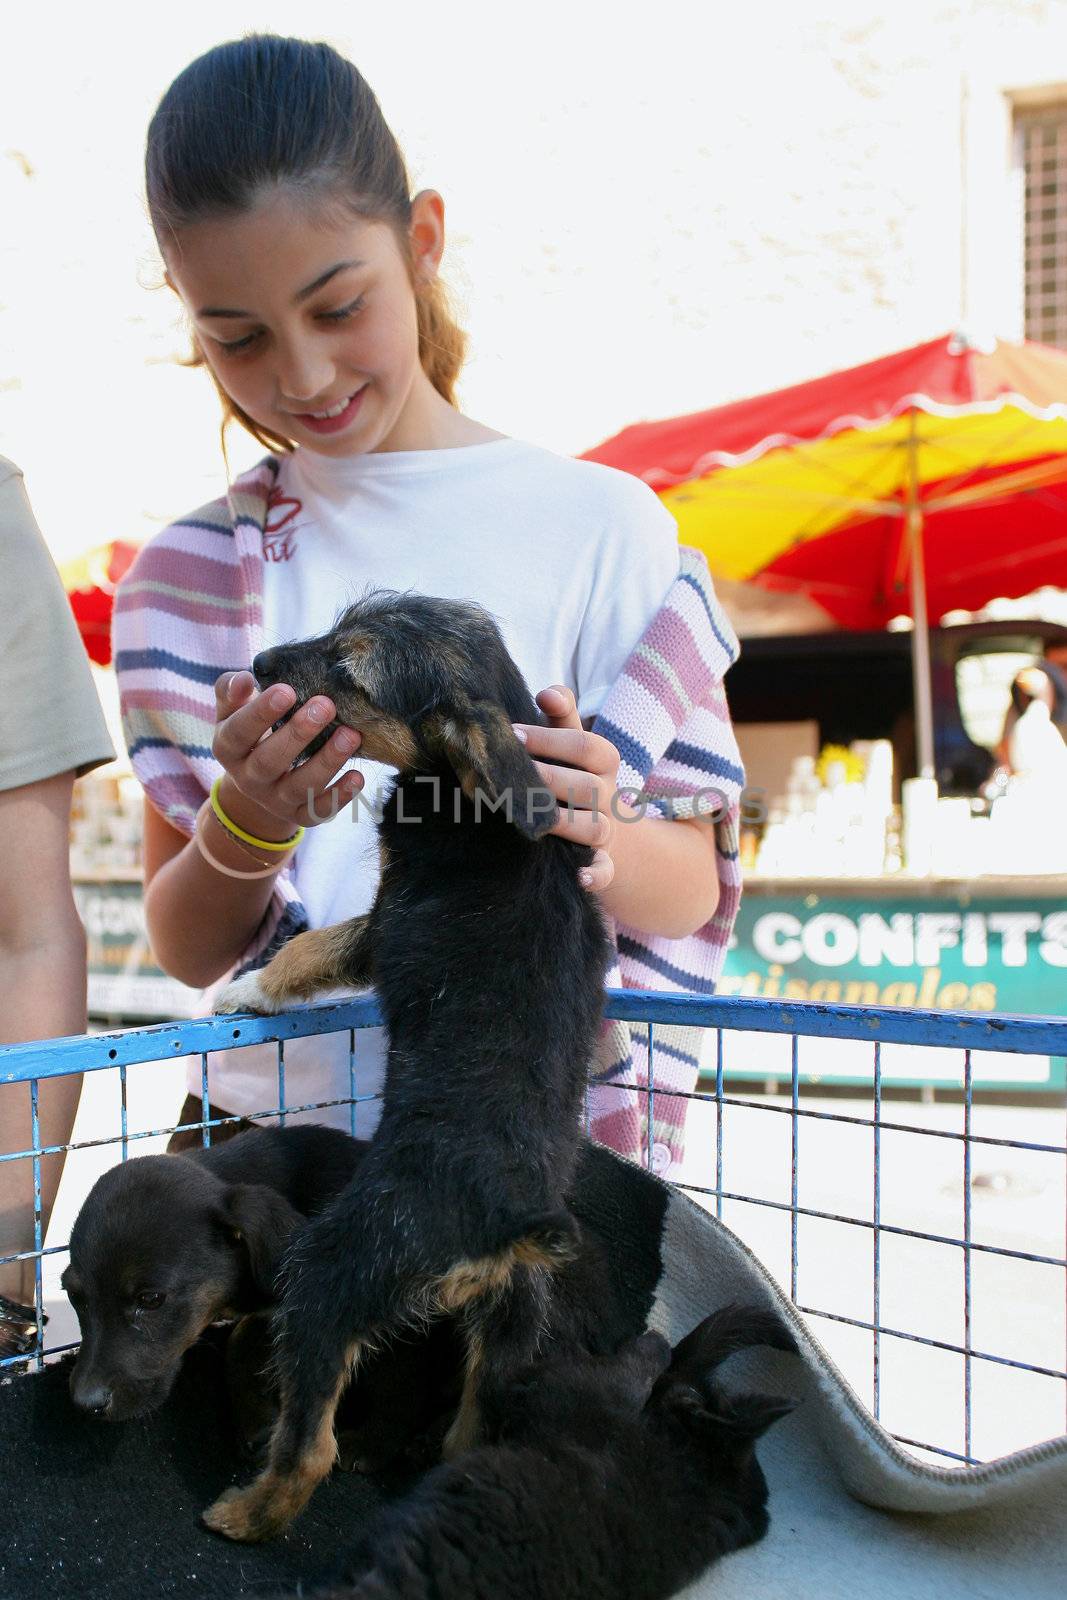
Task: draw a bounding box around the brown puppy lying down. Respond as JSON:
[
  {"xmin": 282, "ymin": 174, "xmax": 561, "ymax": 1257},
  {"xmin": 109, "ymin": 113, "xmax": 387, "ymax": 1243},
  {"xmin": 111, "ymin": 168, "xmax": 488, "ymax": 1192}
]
[
  {"xmin": 276, "ymin": 1307, "xmax": 797, "ymax": 1600},
  {"xmin": 61, "ymin": 1128, "xmax": 663, "ymax": 1474}
]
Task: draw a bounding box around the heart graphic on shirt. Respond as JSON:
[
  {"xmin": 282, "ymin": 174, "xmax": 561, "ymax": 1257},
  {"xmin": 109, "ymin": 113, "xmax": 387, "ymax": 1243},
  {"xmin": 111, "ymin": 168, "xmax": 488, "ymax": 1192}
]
[{"xmin": 265, "ymin": 489, "xmax": 303, "ymax": 532}]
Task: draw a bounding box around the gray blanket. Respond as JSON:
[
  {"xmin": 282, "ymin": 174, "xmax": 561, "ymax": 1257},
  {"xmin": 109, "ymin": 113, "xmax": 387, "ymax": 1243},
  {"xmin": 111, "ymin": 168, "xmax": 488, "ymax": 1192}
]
[{"xmin": 651, "ymin": 1178, "xmax": 1067, "ymax": 1599}]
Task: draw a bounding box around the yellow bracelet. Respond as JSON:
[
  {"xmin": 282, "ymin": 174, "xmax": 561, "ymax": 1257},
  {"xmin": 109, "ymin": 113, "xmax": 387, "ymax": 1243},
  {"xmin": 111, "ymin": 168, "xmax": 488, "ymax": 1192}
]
[
  {"xmin": 194, "ymin": 804, "xmax": 291, "ymax": 880},
  {"xmin": 210, "ymin": 776, "xmax": 305, "ymax": 852}
]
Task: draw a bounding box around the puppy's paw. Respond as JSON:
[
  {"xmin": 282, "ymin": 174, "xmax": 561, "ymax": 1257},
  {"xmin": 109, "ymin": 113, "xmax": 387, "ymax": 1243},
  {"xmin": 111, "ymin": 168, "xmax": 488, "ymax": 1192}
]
[
  {"xmin": 201, "ymin": 1480, "xmax": 291, "ymax": 1543},
  {"xmin": 213, "ymin": 971, "xmax": 281, "ymax": 1016},
  {"xmin": 202, "ymin": 1485, "xmax": 260, "ymax": 1542}
]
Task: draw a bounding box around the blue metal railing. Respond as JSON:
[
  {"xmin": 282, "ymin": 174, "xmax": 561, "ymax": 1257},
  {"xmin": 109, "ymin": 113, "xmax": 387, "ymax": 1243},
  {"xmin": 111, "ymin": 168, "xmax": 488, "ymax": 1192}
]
[{"xmin": 2, "ymin": 991, "xmax": 1065, "ymax": 1468}]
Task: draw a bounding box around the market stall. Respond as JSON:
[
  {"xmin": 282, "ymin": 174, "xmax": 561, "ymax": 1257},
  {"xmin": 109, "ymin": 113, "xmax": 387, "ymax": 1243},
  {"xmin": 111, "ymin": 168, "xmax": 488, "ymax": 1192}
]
[
  {"xmin": 719, "ymin": 618, "xmax": 1067, "ymax": 1091},
  {"xmin": 584, "ymin": 333, "xmax": 1067, "ymax": 1086}
]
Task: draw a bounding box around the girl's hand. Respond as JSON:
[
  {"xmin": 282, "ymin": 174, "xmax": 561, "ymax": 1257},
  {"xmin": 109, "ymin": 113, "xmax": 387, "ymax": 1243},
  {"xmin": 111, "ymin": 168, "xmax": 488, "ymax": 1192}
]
[
  {"xmin": 515, "ymin": 685, "xmax": 621, "ymax": 893},
  {"xmin": 211, "ymin": 671, "xmax": 365, "ymax": 838}
]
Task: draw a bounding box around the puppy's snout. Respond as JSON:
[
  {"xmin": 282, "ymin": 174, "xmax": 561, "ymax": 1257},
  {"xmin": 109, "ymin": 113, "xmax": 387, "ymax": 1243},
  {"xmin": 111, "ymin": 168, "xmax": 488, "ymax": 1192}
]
[
  {"xmin": 252, "ymin": 649, "xmax": 277, "ymax": 684},
  {"xmin": 71, "ymin": 1377, "xmax": 113, "ymax": 1417}
]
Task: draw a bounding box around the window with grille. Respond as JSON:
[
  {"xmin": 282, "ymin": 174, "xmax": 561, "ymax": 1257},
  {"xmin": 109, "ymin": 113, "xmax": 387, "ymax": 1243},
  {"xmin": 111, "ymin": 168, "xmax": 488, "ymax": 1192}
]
[{"xmin": 1017, "ymin": 100, "xmax": 1067, "ymax": 349}]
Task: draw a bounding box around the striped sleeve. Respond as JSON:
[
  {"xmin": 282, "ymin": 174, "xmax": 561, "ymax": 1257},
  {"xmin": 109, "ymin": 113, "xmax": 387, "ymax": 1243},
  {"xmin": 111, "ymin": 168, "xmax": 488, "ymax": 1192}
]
[
  {"xmin": 111, "ymin": 458, "xmax": 306, "ymax": 975},
  {"xmin": 112, "ymin": 498, "xmax": 247, "ymax": 834},
  {"xmin": 588, "ymin": 548, "xmax": 744, "ymax": 1174},
  {"xmin": 594, "ymin": 546, "xmax": 744, "ymax": 993}
]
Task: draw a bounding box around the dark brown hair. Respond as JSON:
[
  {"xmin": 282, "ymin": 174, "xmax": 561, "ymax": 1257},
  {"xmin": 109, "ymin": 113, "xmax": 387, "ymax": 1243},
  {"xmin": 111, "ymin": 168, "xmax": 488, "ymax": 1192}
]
[{"xmin": 145, "ymin": 35, "xmax": 466, "ymax": 451}]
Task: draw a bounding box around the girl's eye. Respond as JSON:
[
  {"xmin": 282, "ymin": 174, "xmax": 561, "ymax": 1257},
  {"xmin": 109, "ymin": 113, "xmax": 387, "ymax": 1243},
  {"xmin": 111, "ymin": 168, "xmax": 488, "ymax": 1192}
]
[
  {"xmin": 211, "ymin": 297, "xmax": 363, "ymax": 354},
  {"xmin": 215, "ymin": 330, "xmax": 261, "ymax": 354},
  {"xmin": 317, "ymin": 296, "xmax": 365, "ymax": 324}
]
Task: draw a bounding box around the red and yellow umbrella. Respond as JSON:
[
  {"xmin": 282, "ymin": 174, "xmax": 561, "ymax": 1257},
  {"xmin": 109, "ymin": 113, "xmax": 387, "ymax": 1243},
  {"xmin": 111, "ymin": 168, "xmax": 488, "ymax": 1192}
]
[
  {"xmin": 60, "ymin": 540, "xmax": 139, "ymax": 667},
  {"xmin": 582, "ymin": 331, "xmax": 1067, "ymax": 773}
]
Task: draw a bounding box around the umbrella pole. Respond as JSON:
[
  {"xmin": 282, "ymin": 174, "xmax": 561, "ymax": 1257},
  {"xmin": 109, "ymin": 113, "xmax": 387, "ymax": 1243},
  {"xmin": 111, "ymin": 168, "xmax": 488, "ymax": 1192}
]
[{"xmin": 905, "ymin": 411, "xmax": 936, "ymax": 780}]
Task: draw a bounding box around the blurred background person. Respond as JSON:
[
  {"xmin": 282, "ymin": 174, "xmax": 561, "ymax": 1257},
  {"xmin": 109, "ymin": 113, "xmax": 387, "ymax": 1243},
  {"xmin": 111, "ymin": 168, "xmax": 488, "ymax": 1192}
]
[
  {"xmin": 997, "ymin": 660, "xmax": 1067, "ymax": 780},
  {"xmin": 0, "ymin": 456, "xmax": 114, "ymax": 1358}
]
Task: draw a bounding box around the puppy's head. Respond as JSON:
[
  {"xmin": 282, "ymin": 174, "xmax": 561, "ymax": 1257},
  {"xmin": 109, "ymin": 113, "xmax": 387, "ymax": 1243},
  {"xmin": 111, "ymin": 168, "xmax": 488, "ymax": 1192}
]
[
  {"xmin": 62, "ymin": 1155, "xmax": 303, "ymax": 1421},
  {"xmin": 252, "ymin": 591, "xmax": 558, "ymax": 839},
  {"xmin": 651, "ymin": 1304, "xmax": 798, "ymax": 1527},
  {"xmin": 484, "ymin": 1330, "xmax": 672, "ymax": 1449}
]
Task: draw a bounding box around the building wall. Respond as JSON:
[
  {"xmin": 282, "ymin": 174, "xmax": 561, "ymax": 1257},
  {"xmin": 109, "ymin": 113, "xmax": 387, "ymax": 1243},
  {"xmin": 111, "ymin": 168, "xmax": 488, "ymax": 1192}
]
[
  {"xmin": 1, "ymin": 1, "xmax": 1065, "ymax": 561},
  {"xmin": 511, "ymin": 0, "xmax": 1063, "ymax": 447}
]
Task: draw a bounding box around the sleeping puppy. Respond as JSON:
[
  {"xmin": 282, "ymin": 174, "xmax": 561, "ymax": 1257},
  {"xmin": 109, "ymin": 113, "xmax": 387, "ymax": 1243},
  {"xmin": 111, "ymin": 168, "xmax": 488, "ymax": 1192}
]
[
  {"xmin": 61, "ymin": 1125, "xmax": 363, "ymax": 1423},
  {"xmin": 206, "ymin": 593, "xmax": 612, "ymax": 1541},
  {"xmin": 294, "ymin": 1306, "xmax": 797, "ymax": 1600}
]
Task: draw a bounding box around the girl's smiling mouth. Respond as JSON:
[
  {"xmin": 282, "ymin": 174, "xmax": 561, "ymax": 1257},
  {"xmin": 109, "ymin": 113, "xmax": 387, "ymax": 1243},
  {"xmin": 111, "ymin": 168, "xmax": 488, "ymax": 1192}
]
[{"xmin": 293, "ymin": 387, "xmax": 367, "ymax": 435}]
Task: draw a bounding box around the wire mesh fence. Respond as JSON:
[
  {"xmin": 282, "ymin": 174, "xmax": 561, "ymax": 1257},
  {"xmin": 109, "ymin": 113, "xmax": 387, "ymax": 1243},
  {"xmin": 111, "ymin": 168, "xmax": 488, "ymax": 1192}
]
[{"xmin": 2, "ymin": 991, "xmax": 1064, "ymax": 1469}]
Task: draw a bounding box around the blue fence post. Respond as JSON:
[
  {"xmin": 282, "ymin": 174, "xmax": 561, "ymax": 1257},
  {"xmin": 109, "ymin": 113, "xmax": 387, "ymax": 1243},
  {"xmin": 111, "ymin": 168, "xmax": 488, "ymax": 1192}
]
[
  {"xmin": 30, "ymin": 1077, "xmax": 44, "ymax": 1373},
  {"xmin": 963, "ymin": 1046, "xmax": 974, "ymax": 1462},
  {"xmin": 646, "ymin": 1023, "xmax": 655, "ymax": 1173},
  {"xmin": 872, "ymin": 1040, "xmax": 883, "ymax": 1422},
  {"xmin": 790, "ymin": 1033, "xmax": 800, "ymax": 1304},
  {"xmin": 715, "ymin": 1027, "xmax": 724, "ymax": 1222},
  {"xmin": 199, "ymin": 1052, "xmax": 211, "ymax": 1148}
]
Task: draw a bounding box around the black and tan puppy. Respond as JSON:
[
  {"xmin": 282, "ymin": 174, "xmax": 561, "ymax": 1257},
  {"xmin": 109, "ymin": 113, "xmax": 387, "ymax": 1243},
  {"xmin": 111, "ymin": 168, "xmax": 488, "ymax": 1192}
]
[
  {"xmin": 207, "ymin": 593, "xmax": 612, "ymax": 1540},
  {"xmin": 61, "ymin": 1125, "xmax": 363, "ymax": 1423},
  {"xmin": 297, "ymin": 1306, "xmax": 796, "ymax": 1600}
]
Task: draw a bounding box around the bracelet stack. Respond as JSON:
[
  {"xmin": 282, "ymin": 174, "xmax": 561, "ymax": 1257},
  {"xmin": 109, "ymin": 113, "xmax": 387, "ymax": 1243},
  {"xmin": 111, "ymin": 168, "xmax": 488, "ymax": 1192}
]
[{"xmin": 193, "ymin": 779, "xmax": 305, "ymax": 881}]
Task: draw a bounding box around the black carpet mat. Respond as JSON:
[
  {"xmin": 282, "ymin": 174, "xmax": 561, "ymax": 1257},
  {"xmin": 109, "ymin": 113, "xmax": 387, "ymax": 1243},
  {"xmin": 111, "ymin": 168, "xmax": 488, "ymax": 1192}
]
[
  {"xmin": 0, "ymin": 1148, "xmax": 671, "ymax": 1600},
  {"xmin": 1, "ymin": 1334, "xmax": 388, "ymax": 1599}
]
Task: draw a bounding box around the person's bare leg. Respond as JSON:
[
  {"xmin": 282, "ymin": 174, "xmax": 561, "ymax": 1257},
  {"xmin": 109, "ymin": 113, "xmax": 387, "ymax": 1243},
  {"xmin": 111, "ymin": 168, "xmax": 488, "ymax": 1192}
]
[
  {"xmin": 0, "ymin": 773, "xmax": 88, "ymax": 1325},
  {"xmin": 0, "ymin": 1076, "xmax": 81, "ymax": 1305}
]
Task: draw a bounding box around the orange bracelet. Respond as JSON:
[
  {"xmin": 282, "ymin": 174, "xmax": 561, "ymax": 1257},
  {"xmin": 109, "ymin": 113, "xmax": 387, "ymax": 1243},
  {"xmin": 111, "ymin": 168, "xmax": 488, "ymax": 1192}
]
[
  {"xmin": 207, "ymin": 805, "xmax": 277, "ymax": 867},
  {"xmin": 193, "ymin": 803, "xmax": 293, "ymax": 881}
]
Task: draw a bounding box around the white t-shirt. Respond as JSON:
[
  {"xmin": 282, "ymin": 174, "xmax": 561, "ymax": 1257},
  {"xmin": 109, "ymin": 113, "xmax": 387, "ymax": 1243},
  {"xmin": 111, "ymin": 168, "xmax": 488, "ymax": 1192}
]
[{"xmin": 199, "ymin": 437, "xmax": 679, "ymax": 1130}]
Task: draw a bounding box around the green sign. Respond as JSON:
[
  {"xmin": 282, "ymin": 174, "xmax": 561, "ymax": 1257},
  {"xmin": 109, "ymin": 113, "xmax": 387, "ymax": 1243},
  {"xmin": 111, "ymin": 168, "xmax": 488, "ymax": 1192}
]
[
  {"xmin": 720, "ymin": 896, "xmax": 1067, "ymax": 1015},
  {"xmin": 719, "ymin": 895, "xmax": 1067, "ymax": 1088}
]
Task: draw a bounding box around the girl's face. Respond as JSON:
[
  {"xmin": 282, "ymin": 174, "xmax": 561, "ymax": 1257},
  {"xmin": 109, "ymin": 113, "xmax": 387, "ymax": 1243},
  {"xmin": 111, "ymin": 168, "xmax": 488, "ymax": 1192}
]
[{"xmin": 165, "ymin": 187, "xmax": 445, "ymax": 456}]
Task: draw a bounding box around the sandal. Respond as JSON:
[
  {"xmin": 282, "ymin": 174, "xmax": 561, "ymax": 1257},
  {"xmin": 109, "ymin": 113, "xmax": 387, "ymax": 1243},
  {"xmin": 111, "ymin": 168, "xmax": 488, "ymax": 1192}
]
[{"xmin": 0, "ymin": 1292, "xmax": 46, "ymax": 1361}]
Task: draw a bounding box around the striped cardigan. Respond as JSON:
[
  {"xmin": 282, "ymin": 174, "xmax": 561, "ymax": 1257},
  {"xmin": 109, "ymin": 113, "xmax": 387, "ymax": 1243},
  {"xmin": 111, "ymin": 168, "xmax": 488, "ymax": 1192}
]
[{"xmin": 113, "ymin": 456, "xmax": 744, "ymax": 1172}]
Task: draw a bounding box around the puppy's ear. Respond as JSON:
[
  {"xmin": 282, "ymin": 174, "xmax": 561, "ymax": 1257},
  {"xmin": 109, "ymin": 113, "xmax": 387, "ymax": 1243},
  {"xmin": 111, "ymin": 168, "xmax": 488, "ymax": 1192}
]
[
  {"xmin": 710, "ymin": 1392, "xmax": 797, "ymax": 1442},
  {"xmin": 427, "ymin": 700, "xmax": 558, "ymax": 840},
  {"xmin": 216, "ymin": 1184, "xmax": 305, "ymax": 1299},
  {"xmin": 667, "ymin": 1305, "xmax": 798, "ymax": 1392}
]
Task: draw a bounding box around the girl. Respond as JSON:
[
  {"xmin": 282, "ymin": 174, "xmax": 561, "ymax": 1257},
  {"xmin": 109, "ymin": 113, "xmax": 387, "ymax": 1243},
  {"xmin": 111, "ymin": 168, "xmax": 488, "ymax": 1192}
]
[{"xmin": 114, "ymin": 35, "xmax": 743, "ymax": 1175}]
